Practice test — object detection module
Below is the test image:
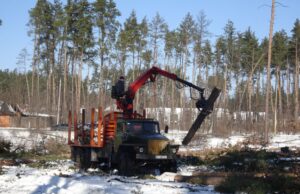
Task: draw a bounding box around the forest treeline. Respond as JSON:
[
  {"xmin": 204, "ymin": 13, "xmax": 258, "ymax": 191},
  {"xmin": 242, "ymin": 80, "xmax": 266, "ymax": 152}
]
[{"xmin": 0, "ymin": 0, "xmax": 300, "ymax": 135}]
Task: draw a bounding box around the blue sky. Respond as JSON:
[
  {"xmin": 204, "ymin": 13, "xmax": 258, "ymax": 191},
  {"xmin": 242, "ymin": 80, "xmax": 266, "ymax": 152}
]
[{"xmin": 0, "ymin": 0, "xmax": 299, "ymax": 70}]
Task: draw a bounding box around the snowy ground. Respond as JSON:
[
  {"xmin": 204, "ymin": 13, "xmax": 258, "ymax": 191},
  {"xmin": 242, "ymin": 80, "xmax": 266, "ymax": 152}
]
[
  {"xmin": 0, "ymin": 160, "xmax": 217, "ymax": 194},
  {"xmin": 1, "ymin": 127, "xmax": 300, "ymax": 152},
  {"xmin": 1, "ymin": 128, "xmax": 300, "ymax": 193},
  {"xmin": 0, "ymin": 127, "xmax": 68, "ymax": 151},
  {"xmin": 165, "ymin": 130, "xmax": 300, "ymax": 152}
]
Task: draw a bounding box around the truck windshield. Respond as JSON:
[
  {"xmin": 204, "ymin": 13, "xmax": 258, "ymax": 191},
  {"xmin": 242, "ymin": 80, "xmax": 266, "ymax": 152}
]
[{"xmin": 125, "ymin": 122, "xmax": 159, "ymax": 135}]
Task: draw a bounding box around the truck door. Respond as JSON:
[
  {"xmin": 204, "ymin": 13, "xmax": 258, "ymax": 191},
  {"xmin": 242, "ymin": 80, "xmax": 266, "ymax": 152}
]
[{"xmin": 114, "ymin": 121, "xmax": 124, "ymax": 152}]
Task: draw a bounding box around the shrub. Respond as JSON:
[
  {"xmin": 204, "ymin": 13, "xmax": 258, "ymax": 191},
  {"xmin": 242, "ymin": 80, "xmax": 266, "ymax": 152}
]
[{"xmin": 0, "ymin": 137, "xmax": 12, "ymax": 154}]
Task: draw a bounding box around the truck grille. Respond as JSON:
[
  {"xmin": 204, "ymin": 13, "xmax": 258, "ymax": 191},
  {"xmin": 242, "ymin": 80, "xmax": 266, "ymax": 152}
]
[{"xmin": 148, "ymin": 140, "xmax": 168, "ymax": 155}]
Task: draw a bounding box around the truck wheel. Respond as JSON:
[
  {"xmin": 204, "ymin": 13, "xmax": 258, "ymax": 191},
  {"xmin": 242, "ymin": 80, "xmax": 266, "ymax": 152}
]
[
  {"xmin": 71, "ymin": 147, "xmax": 77, "ymax": 162},
  {"xmin": 78, "ymin": 147, "xmax": 92, "ymax": 170},
  {"xmin": 72, "ymin": 147, "xmax": 83, "ymax": 168},
  {"xmin": 161, "ymin": 161, "xmax": 177, "ymax": 173},
  {"xmin": 118, "ymin": 153, "xmax": 135, "ymax": 176},
  {"xmin": 168, "ymin": 161, "xmax": 178, "ymax": 173}
]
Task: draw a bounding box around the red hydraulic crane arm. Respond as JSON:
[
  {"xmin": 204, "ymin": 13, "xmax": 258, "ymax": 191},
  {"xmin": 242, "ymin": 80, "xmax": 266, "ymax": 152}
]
[
  {"xmin": 127, "ymin": 66, "xmax": 204, "ymax": 99},
  {"xmin": 113, "ymin": 66, "xmax": 207, "ymax": 118}
]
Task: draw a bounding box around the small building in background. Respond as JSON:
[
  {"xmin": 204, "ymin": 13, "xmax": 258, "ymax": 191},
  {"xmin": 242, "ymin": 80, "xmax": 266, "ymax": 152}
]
[{"xmin": 0, "ymin": 101, "xmax": 55, "ymax": 128}]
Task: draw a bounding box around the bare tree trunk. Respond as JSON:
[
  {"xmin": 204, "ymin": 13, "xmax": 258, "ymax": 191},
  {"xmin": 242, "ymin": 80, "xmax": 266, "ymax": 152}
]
[
  {"xmin": 82, "ymin": 81, "xmax": 86, "ymax": 108},
  {"xmin": 198, "ymin": 58, "xmax": 202, "ymax": 85},
  {"xmin": 98, "ymin": 55, "xmax": 104, "ymax": 108},
  {"xmin": 236, "ymin": 76, "xmax": 240, "ymax": 112},
  {"xmin": 205, "ymin": 64, "xmax": 209, "ymax": 82},
  {"xmin": 161, "ymin": 55, "xmax": 170, "ymax": 125},
  {"xmin": 52, "ymin": 74, "xmax": 56, "ymax": 113},
  {"xmin": 135, "ymin": 50, "xmax": 142, "ymax": 112},
  {"xmin": 223, "ymin": 63, "xmax": 228, "ymax": 108},
  {"xmin": 77, "ymin": 52, "xmax": 84, "ymax": 112},
  {"xmin": 248, "ymin": 77, "xmax": 252, "ymax": 124},
  {"xmin": 71, "ymin": 58, "xmax": 75, "ymax": 115},
  {"xmin": 270, "ymin": 83, "xmax": 274, "ymax": 113},
  {"xmin": 153, "ymin": 38, "xmax": 158, "ymax": 65},
  {"xmin": 86, "ymin": 65, "xmax": 90, "ymax": 109},
  {"xmin": 181, "ymin": 46, "xmax": 189, "ymax": 129},
  {"xmin": 49, "ymin": 40, "xmax": 56, "ymax": 113},
  {"xmin": 191, "ymin": 52, "xmax": 197, "ymax": 122},
  {"xmin": 37, "ymin": 66, "xmax": 40, "ymax": 111},
  {"xmin": 63, "ymin": 45, "xmax": 69, "ymax": 119},
  {"xmin": 247, "ymin": 49, "xmax": 255, "ymax": 128},
  {"xmin": 294, "ymin": 39, "xmax": 299, "ymax": 126},
  {"xmin": 31, "ymin": 33, "xmax": 39, "ymax": 110},
  {"xmin": 47, "ymin": 74, "xmax": 51, "ymax": 112},
  {"xmin": 274, "ymin": 66, "xmax": 279, "ymax": 134},
  {"xmin": 286, "ymin": 58, "xmax": 290, "ymax": 118},
  {"xmin": 278, "ymin": 67, "xmax": 282, "ymax": 126},
  {"xmin": 192, "ymin": 53, "xmax": 197, "ymax": 86},
  {"xmin": 238, "ymin": 54, "xmax": 265, "ymax": 112},
  {"xmin": 57, "ymin": 79, "xmax": 62, "ymax": 124},
  {"xmin": 256, "ymin": 72, "xmax": 260, "ymax": 111},
  {"xmin": 213, "ymin": 61, "xmax": 218, "ymax": 87},
  {"xmin": 75, "ymin": 66, "xmax": 78, "ymax": 114},
  {"xmin": 24, "ymin": 62, "xmax": 31, "ymax": 106},
  {"xmin": 179, "ymin": 52, "xmax": 184, "ymax": 117},
  {"xmin": 265, "ymin": 0, "xmax": 275, "ymax": 142}
]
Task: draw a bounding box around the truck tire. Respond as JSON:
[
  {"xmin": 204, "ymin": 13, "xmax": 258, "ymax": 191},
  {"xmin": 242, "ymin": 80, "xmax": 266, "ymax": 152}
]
[
  {"xmin": 161, "ymin": 161, "xmax": 177, "ymax": 173},
  {"xmin": 118, "ymin": 153, "xmax": 135, "ymax": 176},
  {"xmin": 82, "ymin": 148, "xmax": 92, "ymax": 170},
  {"xmin": 74, "ymin": 147, "xmax": 91, "ymax": 170},
  {"xmin": 71, "ymin": 147, "xmax": 77, "ymax": 162}
]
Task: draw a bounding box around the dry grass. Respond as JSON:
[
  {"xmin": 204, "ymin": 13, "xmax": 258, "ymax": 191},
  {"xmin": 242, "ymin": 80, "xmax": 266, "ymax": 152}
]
[{"xmin": 44, "ymin": 138, "xmax": 70, "ymax": 155}]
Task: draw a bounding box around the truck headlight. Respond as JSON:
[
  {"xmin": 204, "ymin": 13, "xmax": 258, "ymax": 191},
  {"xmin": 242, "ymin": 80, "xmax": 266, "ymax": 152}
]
[
  {"xmin": 172, "ymin": 148, "xmax": 177, "ymax": 153},
  {"xmin": 139, "ymin": 147, "xmax": 144, "ymax": 153}
]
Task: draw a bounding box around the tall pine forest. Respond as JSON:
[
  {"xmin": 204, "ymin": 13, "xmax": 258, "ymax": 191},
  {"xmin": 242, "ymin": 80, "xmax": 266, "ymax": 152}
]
[{"xmin": 0, "ymin": 0, "xmax": 300, "ymax": 138}]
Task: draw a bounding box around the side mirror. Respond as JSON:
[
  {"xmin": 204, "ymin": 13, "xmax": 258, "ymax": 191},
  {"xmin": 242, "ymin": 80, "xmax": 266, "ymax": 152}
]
[{"xmin": 164, "ymin": 125, "xmax": 169, "ymax": 134}]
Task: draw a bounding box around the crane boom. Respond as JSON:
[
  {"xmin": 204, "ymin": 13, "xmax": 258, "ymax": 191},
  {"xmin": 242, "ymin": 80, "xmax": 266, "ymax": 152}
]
[{"xmin": 127, "ymin": 66, "xmax": 204, "ymax": 99}]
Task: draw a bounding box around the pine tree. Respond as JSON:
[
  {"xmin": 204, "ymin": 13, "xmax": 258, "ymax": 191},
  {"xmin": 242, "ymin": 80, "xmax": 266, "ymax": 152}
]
[
  {"xmin": 202, "ymin": 40, "xmax": 212, "ymax": 81},
  {"xmin": 178, "ymin": 13, "xmax": 195, "ymax": 129},
  {"xmin": 178, "ymin": 13, "xmax": 195, "ymax": 79},
  {"xmin": 93, "ymin": 0, "xmax": 120, "ymax": 107},
  {"xmin": 66, "ymin": 0, "xmax": 95, "ymax": 114},
  {"xmin": 29, "ymin": 0, "xmax": 56, "ymax": 112},
  {"xmin": 272, "ymin": 30, "xmax": 288, "ymax": 132},
  {"xmin": 149, "ymin": 12, "xmax": 167, "ymax": 65},
  {"xmin": 136, "ymin": 17, "xmax": 149, "ymax": 111},
  {"xmin": 290, "ymin": 19, "xmax": 300, "ymax": 127},
  {"xmin": 240, "ymin": 28, "xmax": 259, "ymax": 116},
  {"xmin": 265, "ymin": 0, "xmax": 275, "ymax": 142},
  {"xmin": 222, "ymin": 20, "xmax": 237, "ymax": 108},
  {"xmin": 194, "ymin": 11, "xmax": 211, "ymax": 84},
  {"xmin": 116, "ymin": 27, "xmax": 128, "ymax": 75},
  {"xmin": 16, "ymin": 48, "xmax": 31, "ymax": 106},
  {"xmin": 214, "ymin": 37, "xmax": 226, "ymax": 88},
  {"xmin": 123, "ymin": 11, "xmax": 140, "ymax": 80},
  {"xmin": 149, "ymin": 13, "xmax": 167, "ymax": 113}
]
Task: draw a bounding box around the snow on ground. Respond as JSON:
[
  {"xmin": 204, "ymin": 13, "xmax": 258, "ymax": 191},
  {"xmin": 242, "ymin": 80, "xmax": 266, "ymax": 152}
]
[
  {"xmin": 0, "ymin": 127, "xmax": 68, "ymax": 151},
  {"xmin": 1, "ymin": 128, "xmax": 300, "ymax": 193},
  {"xmin": 0, "ymin": 160, "xmax": 217, "ymax": 194},
  {"xmin": 165, "ymin": 130, "xmax": 300, "ymax": 152},
  {"xmin": 165, "ymin": 130, "xmax": 247, "ymax": 152},
  {"xmin": 1, "ymin": 127, "xmax": 300, "ymax": 153},
  {"xmin": 268, "ymin": 134, "xmax": 300, "ymax": 149},
  {"xmin": 177, "ymin": 165, "xmax": 212, "ymax": 176}
]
